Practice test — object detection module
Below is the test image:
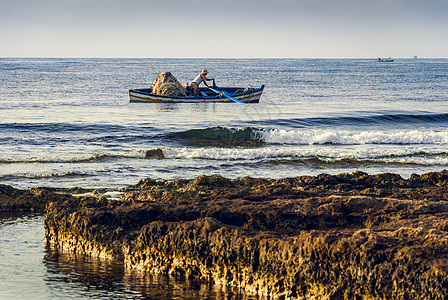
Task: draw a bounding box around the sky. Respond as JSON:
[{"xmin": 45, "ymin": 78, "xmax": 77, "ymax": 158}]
[{"xmin": 1, "ymin": 0, "xmax": 447, "ymax": 58}]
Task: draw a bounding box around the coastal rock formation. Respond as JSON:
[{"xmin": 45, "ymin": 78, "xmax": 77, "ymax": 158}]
[
  {"xmin": 0, "ymin": 185, "xmax": 70, "ymax": 212},
  {"xmin": 151, "ymin": 72, "xmax": 187, "ymax": 97},
  {"xmin": 45, "ymin": 171, "xmax": 448, "ymax": 299}
]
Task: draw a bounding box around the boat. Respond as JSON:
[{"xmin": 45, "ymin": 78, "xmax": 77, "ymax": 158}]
[
  {"xmin": 129, "ymin": 85, "xmax": 265, "ymax": 104},
  {"xmin": 378, "ymin": 57, "xmax": 394, "ymax": 62}
]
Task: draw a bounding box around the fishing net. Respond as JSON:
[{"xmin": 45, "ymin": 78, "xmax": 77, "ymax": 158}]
[{"xmin": 151, "ymin": 72, "xmax": 188, "ymax": 97}]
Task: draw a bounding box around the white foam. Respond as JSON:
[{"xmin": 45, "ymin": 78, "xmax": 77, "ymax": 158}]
[
  {"xmin": 166, "ymin": 147, "xmax": 290, "ymax": 160},
  {"xmin": 163, "ymin": 145, "xmax": 448, "ymax": 166},
  {"xmin": 0, "ymin": 151, "xmax": 146, "ymax": 164},
  {"xmin": 258, "ymin": 129, "xmax": 448, "ymax": 145},
  {"xmin": 1, "ymin": 171, "xmax": 85, "ymax": 179}
]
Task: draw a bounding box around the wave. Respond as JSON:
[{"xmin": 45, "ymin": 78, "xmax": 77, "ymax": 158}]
[
  {"xmin": 169, "ymin": 126, "xmax": 448, "ymax": 147},
  {"xmin": 255, "ymin": 113, "xmax": 448, "ymax": 128},
  {"xmin": 161, "ymin": 146, "xmax": 448, "ymax": 169},
  {"xmin": 263, "ymin": 157, "xmax": 434, "ymax": 167},
  {"xmin": 3, "ymin": 113, "xmax": 448, "ymax": 133},
  {"xmin": 0, "ymin": 172, "xmax": 89, "ymax": 180},
  {"xmin": 3, "ymin": 112, "xmax": 448, "ymax": 148},
  {"xmin": 169, "ymin": 127, "xmax": 263, "ymax": 147},
  {"xmin": 1, "ymin": 147, "xmax": 447, "ymax": 170},
  {"xmin": 166, "ymin": 147, "xmax": 448, "ymax": 165},
  {"xmin": 0, "ymin": 151, "xmax": 147, "ymax": 164},
  {"xmin": 259, "ymin": 129, "xmax": 448, "ymax": 145}
]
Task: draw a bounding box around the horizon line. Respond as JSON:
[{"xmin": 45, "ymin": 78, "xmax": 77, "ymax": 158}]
[{"xmin": 1, "ymin": 56, "xmax": 446, "ymax": 59}]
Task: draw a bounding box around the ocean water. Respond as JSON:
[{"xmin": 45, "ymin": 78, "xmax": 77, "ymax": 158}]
[
  {"xmin": 1, "ymin": 58, "xmax": 448, "ymax": 298},
  {"xmin": 1, "ymin": 58, "xmax": 448, "ymax": 189}
]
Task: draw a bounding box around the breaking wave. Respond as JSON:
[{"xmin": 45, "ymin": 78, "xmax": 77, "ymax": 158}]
[
  {"xmin": 258, "ymin": 113, "xmax": 448, "ymax": 128},
  {"xmin": 3, "ymin": 147, "xmax": 447, "ymax": 166},
  {"xmin": 165, "ymin": 147, "xmax": 448, "ymax": 166},
  {"xmin": 0, "ymin": 151, "xmax": 147, "ymax": 164},
  {"xmin": 259, "ymin": 129, "xmax": 448, "ymax": 145},
  {"xmin": 169, "ymin": 127, "xmax": 263, "ymax": 146},
  {"xmin": 169, "ymin": 126, "xmax": 448, "ymax": 147},
  {"xmin": 0, "ymin": 172, "xmax": 89, "ymax": 179}
]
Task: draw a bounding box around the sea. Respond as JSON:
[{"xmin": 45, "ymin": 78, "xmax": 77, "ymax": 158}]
[{"xmin": 1, "ymin": 58, "xmax": 448, "ymax": 299}]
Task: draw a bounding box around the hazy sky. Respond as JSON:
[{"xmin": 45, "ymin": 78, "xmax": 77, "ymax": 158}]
[{"xmin": 1, "ymin": 0, "xmax": 447, "ymax": 58}]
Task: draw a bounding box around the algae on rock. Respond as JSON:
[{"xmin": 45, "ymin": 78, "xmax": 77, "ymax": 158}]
[{"xmin": 44, "ymin": 171, "xmax": 448, "ymax": 299}]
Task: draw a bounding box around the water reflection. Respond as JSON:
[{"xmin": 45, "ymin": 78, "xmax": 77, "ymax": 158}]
[
  {"xmin": 44, "ymin": 246, "xmax": 133, "ymax": 299},
  {"xmin": 1, "ymin": 213, "xmax": 263, "ymax": 299},
  {"xmin": 44, "ymin": 244, "xmax": 262, "ymax": 299}
]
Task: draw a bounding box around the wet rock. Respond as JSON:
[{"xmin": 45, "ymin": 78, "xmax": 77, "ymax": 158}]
[
  {"xmin": 151, "ymin": 72, "xmax": 187, "ymax": 97},
  {"xmin": 45, "ymin": 171, "xmax": 448, "ymax": 298},
  {"xmin": 145, "ymin": 148, "xmax": 165, "ymax": 159},
  {"xmin": 0, "ymin": 185, "xmax": 71, "ymax": 212}
]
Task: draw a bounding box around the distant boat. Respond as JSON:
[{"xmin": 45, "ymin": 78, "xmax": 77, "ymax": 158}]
[{"xmin": 378, "ymin": 57, "xmax": 394, "ymax": 62}]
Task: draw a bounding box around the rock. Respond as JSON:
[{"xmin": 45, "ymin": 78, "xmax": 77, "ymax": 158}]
[
  {"xmin": 0, "ymin": 185, "xmax": 71, "ymax": 212},
  {"xmin": 44, "ymin": 171, "xmax": 448, "ymax": 298},
  {"xmin": 145, "ymin": 148, "xmax": 165, "ymax": 159},
  {"xmin": 151, "ymin": 72, "xmax": 187, "ymax": 97}
]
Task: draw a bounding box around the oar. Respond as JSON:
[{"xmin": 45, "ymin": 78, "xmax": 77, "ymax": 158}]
[{"xmin": 208, "ymin": 87, "xmax": 245, "ymax": 104}]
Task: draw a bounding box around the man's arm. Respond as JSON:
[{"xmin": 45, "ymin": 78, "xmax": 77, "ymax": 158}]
[{"xmin": 201, "ymin": 74, "xmax": 214, "ymax": 87}]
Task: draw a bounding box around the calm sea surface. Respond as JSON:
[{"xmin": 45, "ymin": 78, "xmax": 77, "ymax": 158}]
[{"xmin": 1, "ymin": 58, "xmax": 448, "ymax": 298}]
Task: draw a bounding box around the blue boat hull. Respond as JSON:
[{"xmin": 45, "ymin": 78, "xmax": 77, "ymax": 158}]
[{"xmin": 129, "ymin": 86, "xmax": 264, "ymax": 103}]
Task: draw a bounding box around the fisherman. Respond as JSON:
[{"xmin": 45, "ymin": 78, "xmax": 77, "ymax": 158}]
[{"xmin": 190, "ymin": 69, "xmax": 214, "ymax": 96}]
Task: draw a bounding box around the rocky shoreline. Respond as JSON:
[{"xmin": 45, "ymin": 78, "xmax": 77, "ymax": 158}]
[
  {"xmin": 4, "ymin": 171, "xmax": 448, "ymax": 298},
  {"xmin": 0, "ymin": 185, "xmax": 72, "ymax": 212}
]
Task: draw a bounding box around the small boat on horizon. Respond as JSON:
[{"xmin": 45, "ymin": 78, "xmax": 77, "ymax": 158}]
[
  {"xmin": 129, "ymin": 85, "xmax": 265, "ymax": 104},
  {"xmin": 378, "ymin": 57, "xmax": 394, "ymax": 62}
]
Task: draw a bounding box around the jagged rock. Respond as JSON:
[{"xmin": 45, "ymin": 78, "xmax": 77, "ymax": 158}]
[
  {"xmin": 151, "ymin": 72, "xmax": 187, "ymax": 97},
  {"xmin": 44, "ymin": 171, "xmax": 448, "ymax": 299},
  {"xmin": 0, "ymin": 185, "xmax": 70, "ymax": 212}
]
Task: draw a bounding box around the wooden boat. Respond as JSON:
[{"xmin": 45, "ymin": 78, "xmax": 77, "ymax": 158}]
[{"xmin": 129, "ymin": 85, "xmax": 265, "ymax": 103}]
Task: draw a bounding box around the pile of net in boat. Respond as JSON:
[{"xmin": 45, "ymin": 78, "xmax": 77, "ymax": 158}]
[{"xmin": 151, "ymin": 72, "xmax": 188, "ymax": 97}]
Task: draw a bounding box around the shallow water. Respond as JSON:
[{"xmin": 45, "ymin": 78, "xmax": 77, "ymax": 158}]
[{"xmin": 0, "ymin": 214, "xmax": 260, "ymax": 299}]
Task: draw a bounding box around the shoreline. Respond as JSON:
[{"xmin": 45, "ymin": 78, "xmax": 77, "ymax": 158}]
[{"xmin": 3, "ymin": 170, "xmax": 448, "ymax": 298}]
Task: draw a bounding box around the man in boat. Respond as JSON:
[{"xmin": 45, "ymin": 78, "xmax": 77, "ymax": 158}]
[{"xmin": 190, "ymin": 69, "xmax": 214, "ymax": 96}]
